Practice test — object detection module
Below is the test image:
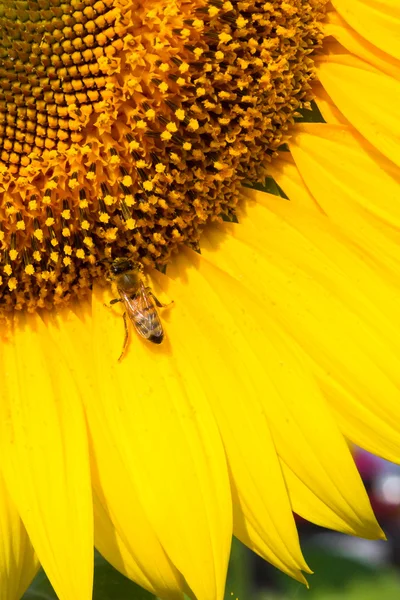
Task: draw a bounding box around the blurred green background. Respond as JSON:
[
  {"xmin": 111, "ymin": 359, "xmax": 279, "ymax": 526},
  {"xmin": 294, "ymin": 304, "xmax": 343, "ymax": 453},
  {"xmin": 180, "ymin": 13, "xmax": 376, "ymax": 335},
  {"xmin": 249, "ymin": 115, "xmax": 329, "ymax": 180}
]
[{"xmin": 23, "ymin": 532, "xmax": 400, "ymax": 600}]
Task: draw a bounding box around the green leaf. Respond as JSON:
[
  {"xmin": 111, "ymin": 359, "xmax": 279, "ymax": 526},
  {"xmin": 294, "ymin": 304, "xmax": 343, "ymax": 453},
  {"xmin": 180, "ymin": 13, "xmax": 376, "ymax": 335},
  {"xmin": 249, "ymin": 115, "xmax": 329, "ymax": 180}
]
[
  {"xmin": 92, "ymin": 553, "xmax": 156, "ymax": 600},
  {"xmin": 295, "ymin": 100, "xmax": 325, "ymax": 124},
  {"xmin": 23, "ymin": 552, "xmax": 157, "ymax": 600},
  {"xmin": 246, "ymin": 177, "xmax": 288, "ymax": 199},
  {"xmin": 22, "ymin": 569, "xmax": 58, "ymax": 600},
  {"xmin": 221, "ymin": 211, "xmax": 239, "ymax": 223},
  {"xmin": 224, "ymin": 537, "xmax": 251, "ymax": 600}
]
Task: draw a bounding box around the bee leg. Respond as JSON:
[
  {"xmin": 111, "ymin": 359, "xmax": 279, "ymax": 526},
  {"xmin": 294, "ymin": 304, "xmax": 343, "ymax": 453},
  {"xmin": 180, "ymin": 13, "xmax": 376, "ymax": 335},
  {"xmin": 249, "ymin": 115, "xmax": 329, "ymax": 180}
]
[
  {"xmin": 118, "ymin": 312, "xmax": 129, "ymax": 362},
  {"xmin": 145, "ymin": 287, "xmax": 174, "ymax": 309},
  {"xmin": 103, "ymin": 298, "xmax": 121, "ymax": 309}
]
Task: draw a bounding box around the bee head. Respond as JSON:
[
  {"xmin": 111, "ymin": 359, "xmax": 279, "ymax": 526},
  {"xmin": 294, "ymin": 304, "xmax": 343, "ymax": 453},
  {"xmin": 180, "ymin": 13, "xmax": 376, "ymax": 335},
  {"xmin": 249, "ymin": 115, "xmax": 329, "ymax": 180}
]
[{"xmin": 110, "ymin": 257, "xmax": 135, "ymax": 276}]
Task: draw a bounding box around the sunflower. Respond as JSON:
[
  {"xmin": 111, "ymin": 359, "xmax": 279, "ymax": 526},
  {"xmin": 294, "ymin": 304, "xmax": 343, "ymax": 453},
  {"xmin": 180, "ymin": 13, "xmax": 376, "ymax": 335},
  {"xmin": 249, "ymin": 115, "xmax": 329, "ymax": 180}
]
[{"xmin": 0, "ymin": 0, "xmax": 399, "ymax": 598}]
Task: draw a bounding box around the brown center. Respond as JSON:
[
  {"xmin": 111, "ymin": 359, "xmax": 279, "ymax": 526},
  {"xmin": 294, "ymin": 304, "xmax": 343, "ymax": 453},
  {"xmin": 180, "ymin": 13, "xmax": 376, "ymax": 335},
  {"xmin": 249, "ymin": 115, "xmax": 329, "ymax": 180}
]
[{"xmin": 0, "ymin": 0, "xmax": 326, "ymax": 312}]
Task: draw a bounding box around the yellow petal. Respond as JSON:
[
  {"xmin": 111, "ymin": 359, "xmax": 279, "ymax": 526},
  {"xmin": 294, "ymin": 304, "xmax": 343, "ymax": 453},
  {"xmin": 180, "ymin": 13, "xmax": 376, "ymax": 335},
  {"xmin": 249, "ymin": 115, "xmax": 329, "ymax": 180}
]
[
  {"xmin": 316, "ymin": 51, "xmax": 400, "ymax": 167},
  {"xmin": 0, "ymin": 312, "xmax": 93, "ymax": 600},
  {"xmin": 197, "ymin": 217, "xmax": 382, "ymax": 540},
  {"xmin": 268, "ymin": 154, "xmax": 400, "ymax": 343},
  {"xmin": 312, "ymin": 81, "xmax": 348, "ymax": 125},
  {"xmin": 332, "ymin": 0, "xmax": 400, "ymax": 61},
  {"xmin": 248, "ymin": 187, "xmax": 400, "ymax": 458},
  {"xmin": 91, "ymin": 285, "xmax": 232, "ymax": 600},
  {"xmin": 92, "ymin": 485, "xmax": 179, "ymax": 599},
  {"xmin": 150, "ymin": 261, "xmax": 309, "ymax": 582},
  {"xmin": 268, "ymin": 155, "xmax": 400, "ymax": 463},
  {"xmin": 44, "ymin": 306, "xmax": 186, "ymax": 600},
  {"xmin": 0, "ymin": 471, "xmax": 39, "ymax": 599},
  {"xmin": 288, "ymin": 123, "xmax": 400, "ymax": 278},
  {"xmin": 280, "ymin": 463, "xmax": 362, "ymax": 536},
  {"xmin": 324, "ymin": 12, "xmax": 400, "ymax": 80}
]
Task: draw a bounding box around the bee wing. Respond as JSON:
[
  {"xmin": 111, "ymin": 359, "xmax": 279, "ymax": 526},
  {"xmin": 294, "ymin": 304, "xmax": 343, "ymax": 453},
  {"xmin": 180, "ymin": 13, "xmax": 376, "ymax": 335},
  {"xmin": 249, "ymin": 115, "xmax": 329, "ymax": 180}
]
[{"xmin": 119, "ymin": 282, "xmax": 163, "ymax": 342}]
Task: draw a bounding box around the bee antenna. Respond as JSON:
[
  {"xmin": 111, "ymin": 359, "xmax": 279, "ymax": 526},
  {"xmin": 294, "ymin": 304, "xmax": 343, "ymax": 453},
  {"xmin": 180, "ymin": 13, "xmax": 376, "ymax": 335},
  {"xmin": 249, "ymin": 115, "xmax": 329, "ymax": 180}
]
[{"xmin": 95, "ymin": 258, "xmax": 112, "ymax": 267}]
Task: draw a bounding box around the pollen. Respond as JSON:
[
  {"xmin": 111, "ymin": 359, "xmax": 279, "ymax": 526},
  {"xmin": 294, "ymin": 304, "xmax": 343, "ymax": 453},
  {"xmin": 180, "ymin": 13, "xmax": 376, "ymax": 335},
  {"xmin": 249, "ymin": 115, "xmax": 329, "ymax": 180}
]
[
  {"xmin": 161, "ymin": 131, "xmax": 173, "ymax": 141},
  {"xmin": 25, "ymin": 265, "xmax": 35, "ymax": 276},
  {"xmin": 8, "ymin": 278, "xmax": 17, "ymax": 292},
  {"xmin": 0, "ymin": 0, "xmax": 326, "ymax": 312},
  {"xmin": 125, "ymin": 218, "xmax": 137, "ymax": 230},
  {"xmin": 188, "ymin": 119, "xmax": 200, "ymax": 132},
  {"xmin": 208, "ymin": 6, "xmax": 220, "ymax": 17}
]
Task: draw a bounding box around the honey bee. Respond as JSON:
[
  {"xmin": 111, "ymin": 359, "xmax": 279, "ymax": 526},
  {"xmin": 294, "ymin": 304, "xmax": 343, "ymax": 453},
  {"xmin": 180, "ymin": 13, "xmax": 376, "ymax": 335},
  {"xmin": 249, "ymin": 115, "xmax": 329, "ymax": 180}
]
[{"xmin": 104, "ymin": 257, "xmax": 169, "ymax": 360}]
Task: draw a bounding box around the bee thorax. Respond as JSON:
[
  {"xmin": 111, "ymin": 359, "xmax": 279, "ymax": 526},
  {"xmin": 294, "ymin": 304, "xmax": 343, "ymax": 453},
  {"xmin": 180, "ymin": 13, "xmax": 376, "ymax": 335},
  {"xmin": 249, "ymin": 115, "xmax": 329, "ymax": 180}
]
[{"xmin": 117, "ymin": 272, "xmax": 139, "ymax": 291}]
